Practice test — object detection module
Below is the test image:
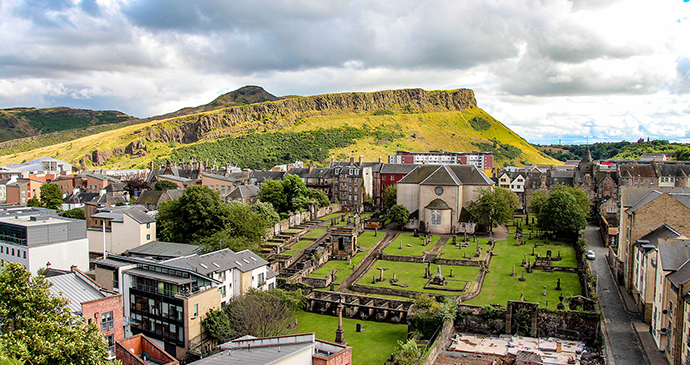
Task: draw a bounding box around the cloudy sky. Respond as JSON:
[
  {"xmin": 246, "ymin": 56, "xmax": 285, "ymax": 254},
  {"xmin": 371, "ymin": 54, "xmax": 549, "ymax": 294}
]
[{"xmin": 1, "ymin": 0, "xmax": 689, "ymax": 144}]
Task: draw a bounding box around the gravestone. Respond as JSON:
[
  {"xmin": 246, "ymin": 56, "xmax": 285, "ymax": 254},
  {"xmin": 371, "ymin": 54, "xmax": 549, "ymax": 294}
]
[
  {"xmin": 542, "ymin": 286, "xmax": 547, "ymax": 296},
  {"xmin": 556, "ymin": 278, "xmax": 562, "ymax": 291}
]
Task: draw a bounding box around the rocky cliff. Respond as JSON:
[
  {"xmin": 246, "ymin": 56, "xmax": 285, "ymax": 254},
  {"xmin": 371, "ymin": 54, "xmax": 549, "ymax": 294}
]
[{"xmin": 136, "ymin": 88, "xmax": 477, "ymax": 145}]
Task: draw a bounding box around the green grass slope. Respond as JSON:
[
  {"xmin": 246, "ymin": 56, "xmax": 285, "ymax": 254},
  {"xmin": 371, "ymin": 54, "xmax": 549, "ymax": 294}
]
[{"xmin": 0, "ymin": 89, "xmax": 559, "ymax": 170}]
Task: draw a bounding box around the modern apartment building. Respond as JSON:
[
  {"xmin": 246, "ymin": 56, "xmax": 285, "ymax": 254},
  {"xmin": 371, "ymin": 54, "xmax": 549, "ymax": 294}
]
[
  {"xmin": 86, "ymin": 204, "xmax": 157, "ymax": 255},
  {"xmin": 0, "ymin": 211, "xmax": 88, "ymax": 275},
  {"xmin": 388, "ymin": 150, "xmax": 494, "ymax": 170}
]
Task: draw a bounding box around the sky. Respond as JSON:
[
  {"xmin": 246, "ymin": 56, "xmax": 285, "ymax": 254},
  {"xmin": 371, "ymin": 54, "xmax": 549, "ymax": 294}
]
[{"xmin": 1, "ymin": 0, "xmax": 689, "ymax": 145}]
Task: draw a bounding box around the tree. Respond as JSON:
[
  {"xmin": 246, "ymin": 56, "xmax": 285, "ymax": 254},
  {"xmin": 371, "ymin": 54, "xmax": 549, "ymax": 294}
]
[
  {"xmin": 202, "ymin": 289, "xmax": 306, "ymax": 342},
  {"xmin": 61, "ymin": 208, "xmax": 85, "ymax": 220},
  {"xmin": 0, "ymin": 263, "xmax": 107, "ymax": 365},
  {"xmin": 674, "ymin": 147, "xmax": 690, "ymax": 161},
  {"xmin": 258, "ymin": 179, "xmax": 287, "ymax": 213},
  {"xmin": 551, "ymin": 184, "xmax": 591, "ymax": 217},
  {"xmin": 537, "ymin": 189, "xmax": 587, "ymax": 235},
  {"xmin": 383, "ymin": 185, "xmax": 397, "ymax": 209},
  {"xmin": 306, "ymin": 188, "xmax": 330, "ymax": 208},
  {"xmin": 157, "ymin": 185, "xmax": 230, "ymax": 243},
  {"xmin": 283, "ymin": 174, "xmax": 308, "ymax": 211},
  {"xmin": 528, "ymin": 190, "xmax": 549, "ymax": 215},
  {"xmin": 26, "ymin": 197, "xmax": 41, "ymax": 207},
  {"xmin": 154, "ymin": 180, "xmax": 178, "ymax": 191},
  {"xmin": 466, "ymin": 187, "xmax": 519, "ymax": 234},
  {"xmin": 124, "ymin": 178, "xmax": 150, "ymax": 197},
  {"xmin": 40, "ymin": 184, "xmax": 63, "ymax": 210},
  {"xmin": 389, "ymin": 204, "xmax": 410, "ymax": 229},
  {"xmin": 250, "ymin": 201, "xmax": 280, "ymax": 226}
]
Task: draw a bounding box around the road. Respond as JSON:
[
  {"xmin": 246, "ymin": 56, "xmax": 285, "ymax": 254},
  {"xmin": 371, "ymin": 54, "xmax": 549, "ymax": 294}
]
[{"xmin": 584, "ymin": 223, "xmax": 647, "ymax": 365}]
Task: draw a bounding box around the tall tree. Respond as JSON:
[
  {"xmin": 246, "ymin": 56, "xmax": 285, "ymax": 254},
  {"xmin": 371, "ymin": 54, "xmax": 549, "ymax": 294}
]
[
  {"xmin": 258, "ymin": 180, "xmax": 287, "ymax": 213},
  {"xmin": 283, "ymin": 174, "xmax": 308, "ymax": 211},
  {"xmin": 61, "ymin": 208, "xmax": 85, "ymax": 220},
  {"xmin": 389, "ymin": 204, "xmax": 410, "ymax": 229},
  {"xmin": 537, "ymin": 189, "xmax": 587, "ymax": 235},
  {"xmin": 383, "ymin": 185, "xmax": 397, "ymax": 209},
  {"xmin": 466, "ymin": 187, "xmax": 520, "ymax": 234},
  {"xmin": 0, "ymin": 263, "xmax": 107, "ymax": 365},
  {"xmin": 528, "ymin": 190, "xmax": 549, "ymax": 215},
  {"xmin": 250, "ymin": 201, "xmax": 280, "ymax": 226},
  {"xmin": 306, "ymin": 188, "xmax": 330, "ymax": 208},
  {"xmin": 40, "ymin": 184, "xmax": 63, "ymax": 210},
  {"xmin": 157, "ymin": 185, "xmax": 230, "ymax": 243},
  {"xmin": 551, "ymin": 184, "xmax": 591, "ymax": 217}
]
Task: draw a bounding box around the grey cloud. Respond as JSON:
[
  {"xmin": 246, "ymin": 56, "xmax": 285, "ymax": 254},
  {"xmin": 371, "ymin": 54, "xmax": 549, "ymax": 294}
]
[
  {"xmin": 672, "ymin": 56, "xmax": 690, "ymax": 94},
  {"xmin": 79, "ymin": 0, "xmax": 101, "ymax": 17},
  {"xmin": 12, "ymin": 0, "xmax": 75, "ymax": 26}
]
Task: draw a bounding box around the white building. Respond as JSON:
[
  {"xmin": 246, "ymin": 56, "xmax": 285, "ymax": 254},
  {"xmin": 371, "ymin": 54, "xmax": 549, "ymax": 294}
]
[
  {"xmin": 164, "ymin": 248, "xmax": 279, "ymax": 304},
  {"xmin": 87, "ymin": 206, "xmax": 157, "ymax": 255},
  {"xmin": 0, "ymin": 214, "xmax": 88, "ymax": 275}
]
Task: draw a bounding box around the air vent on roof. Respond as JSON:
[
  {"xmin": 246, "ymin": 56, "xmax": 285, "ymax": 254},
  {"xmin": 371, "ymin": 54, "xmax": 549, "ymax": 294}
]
[
  {"xmin": 242, "ymin": 259, "xmax": 250, "ymax": 264},
  {"xmin": 200, "ymin": 263, "xmax": 208, "ymax": 269},
  {"xmin": 250, "ymin": 256, "xmax": 256, "ymax": 262},
  {"xmin": 212, "ymin": 262, "xmax": 220, "ymax": 268},
  {"xmin": 234, "ymin": 261, "xmax": 242, "ymax": 267}
]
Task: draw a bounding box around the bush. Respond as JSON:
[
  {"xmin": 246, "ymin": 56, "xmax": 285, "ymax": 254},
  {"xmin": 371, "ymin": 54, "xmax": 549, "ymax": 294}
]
[
  {"xmin": 373, "ymin": 109, "xmax": 394, "ymax": 116},
  {"xmin": 469, "ymin": 117, "xmax": 491, "ymax": 131}
]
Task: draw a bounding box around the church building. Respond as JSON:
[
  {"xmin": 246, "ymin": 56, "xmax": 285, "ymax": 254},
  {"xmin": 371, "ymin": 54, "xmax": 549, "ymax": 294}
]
[{"xmin": 396, "ymin": 164, "xmax": 494, "ymax": 234}]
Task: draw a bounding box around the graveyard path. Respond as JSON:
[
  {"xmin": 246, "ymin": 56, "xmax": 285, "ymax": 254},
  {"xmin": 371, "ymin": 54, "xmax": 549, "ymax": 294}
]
[{"xmin": 337, "ymin": 231, "xmax": 398, "ymax": 293}]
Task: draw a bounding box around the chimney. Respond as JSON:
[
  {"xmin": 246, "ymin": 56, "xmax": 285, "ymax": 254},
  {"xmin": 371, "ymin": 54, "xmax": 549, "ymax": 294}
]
[
  {"xmin": 331, "ymin": 155, "xmax": 335, "ymax": 165},
  {"xmin": 359, "ymin": 155, "xmax": 363, "ymax": 166},
  {"xmin": 150, "ymin": 161, "xmax": 154, "ymax": 171},
  {"xmin": 349, "ymin": 154, "xmax": 355, "ymax": 166},
  {"xmin": 378, "ymin": 156, "xmax": 382, "ymax": 163},
  {"xmin": 309, "ymin": 164, "xmax": 315, "ymax": 173}
]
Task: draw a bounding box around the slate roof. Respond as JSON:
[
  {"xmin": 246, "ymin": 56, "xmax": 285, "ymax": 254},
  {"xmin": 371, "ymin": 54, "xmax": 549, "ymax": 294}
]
[
  {"xmin": 104, "ymin": 182, "xmax": 125, "ymax": 192},
  {"xmin": 425, "ymin": 198, "xmax": 452, "ymax": 210},
  {"xmin": 163, "ymin": 248, "xmax": 268, "ymax": 275},
  {"xmin": 627, "ymin": 190, "xmax": 690, "ymax": 213},
  {"xmin": 48, "ymin": 272, "xmax": 112, "ymax": 314},
  {"xmin": 287, "ymin": 167, "xmax": 333, "ymax": 179},
  {"xmin": 63, "ymin": 191, "xmax": 100, "ymax": 204},
  {"xmin": 659, "ymin": 238, "xmax": 690, "ymax": 272},
  {"xmin": 158, "ymin": 174, "xmax": 196, "ymax": 184},
  {"xmin": 126, "ymin": 241, "xmax": 202, "ymax": 259},
  {"xmin": 85, "ymin": 173, "xmax": 121, "ymax": 183},
  {"xmin": 398, "ymin": 165, "xmax": 493, "ymax": 186},
  {"xmin": 635, "ymin": 225, "xmax": 681, "ymax": 249},
  {"xmin": 655, "ymin": 163, "xmax": 690, "ymax": 177},
  {"xmin": 91, "ymin": 205, "xmax": 151, "ymax": 223},
  {"xmin": 136, "ymin": 189, "xmax": 183, "ymax": 205},
  {"xmin": 227, "ymin": 185, "xmax": 259, "ymax": 199},
  {"xmin": 125, "ymin": 210, "xmax": 156, "ymax": 224},
  {"xmin": 667, "ymin": 257, "xmax": 690, "ymax": 287},
  {"xmin": 619, "ymin": 164, "xmax": 657, "ymax": 178},
  {"xmin": 251, "ymin": 171, "xmax": 286, "ymax": 184},
  {"xmin": 190, "ymin": 337, "xmax": 315, "ymax": 365}
]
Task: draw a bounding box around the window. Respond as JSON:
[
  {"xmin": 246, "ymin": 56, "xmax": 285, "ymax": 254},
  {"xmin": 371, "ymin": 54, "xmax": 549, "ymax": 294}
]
[
  {"xmin": 23, "ymin": 251, "xmax": 26, "ymax": 259},
  {"xmin": 146, "ymin": 223, "xmax": 150, "ymax": 229},
  {"xmin": 258, "ymin": 273, "xmax": 265, "ymax": 285},
  {"xmin": 220, "ymin": 285, "xmax": 226, "ymax": 297},
  {"xmin": 431, "ymin": 210, "xmax": 442, "ymax": 226},
  {"xmin": 101, "ymin": 311, "xmax": 114, "ymax": 331},
  {"xmin": 105, "ymin": 334, "xmax": 115, "ymax": 355},
  {"xmin": 146, "ymin": 234, "xmax": 151, "ymax": 240},
  {"xmin": 193, "ymin": 304, "xmax": 198, "ymax": 317}
]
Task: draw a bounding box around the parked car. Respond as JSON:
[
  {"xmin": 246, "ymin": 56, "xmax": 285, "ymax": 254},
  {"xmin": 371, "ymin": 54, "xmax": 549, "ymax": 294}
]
[{"xmin": 586, "ymin": 250, "xmax": 596, "ymax": 260}]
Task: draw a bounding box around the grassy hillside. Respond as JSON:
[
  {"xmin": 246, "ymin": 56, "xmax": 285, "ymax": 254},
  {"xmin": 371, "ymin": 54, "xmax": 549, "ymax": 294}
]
[{"xmin": 0, "ymin": 89, "xmax": 559, "ymax": 170}]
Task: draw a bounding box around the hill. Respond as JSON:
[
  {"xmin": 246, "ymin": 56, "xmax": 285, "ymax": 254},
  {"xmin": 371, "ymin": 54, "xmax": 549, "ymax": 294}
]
[
  {"xmin": 152, "ymin": 85, "xmax": 280, "ymax": 120},
  {"xmin": 538, "ymin": 139, "xmax": 690, "ymax": 161},
  {"xmin": 0, "ymin": 88, "xmax": 559, "ymax": 170},
  {"xmin": 0, "ymin": 107, "xmax": 137, "ymax": 144}
]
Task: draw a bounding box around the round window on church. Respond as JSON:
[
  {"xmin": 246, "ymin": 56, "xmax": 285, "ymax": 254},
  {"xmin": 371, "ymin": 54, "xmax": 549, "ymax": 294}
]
[{"xmin": 435, "ymin": 186, "xmax": 444, "ymax": 195}]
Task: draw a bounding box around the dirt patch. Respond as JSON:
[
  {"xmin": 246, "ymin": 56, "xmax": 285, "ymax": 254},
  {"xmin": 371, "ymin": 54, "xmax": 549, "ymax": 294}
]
[{"xmin": 433, "ymin": 352, "xmax": 514, "ymax": 365}]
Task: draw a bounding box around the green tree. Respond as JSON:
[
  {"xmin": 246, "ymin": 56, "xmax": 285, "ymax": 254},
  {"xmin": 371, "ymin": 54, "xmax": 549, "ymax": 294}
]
[
  {"xmin": 528, "ymin": 190, "xmax": 549, "ymax": 215},
  {"xmin": 26, "ymin": 197, "xmax": 41, "ymax": 207},
  {"xmin": 202, "ymin": 289, "xmax": 306, "ymax": 342},
  {"xmin": 197, "ymin": 201, "xmax": 274, "ymax": 255},
  {"xmin": 39, "ymin": 184, "xmax": 63, "ymax": 210},
  {"xmin": 383, "ymin": 185, "xmax": 397, "ymax": 209},
  {"xmin": 61, "ymin": 208, "xmax": 85, "ymax": 220},
  {"xmin": 154, "ymin": 180, "xmax": 178, "ymax": 191},
  {"xmin": 466, "ymin": 187, "xmax": 520, "ymax": 234},
  {"xmin": 157, "ymin": 185, "xmax": 230, "ymax": 243},
  {"xmin": 389, "ymin": 204, "xmax": 410, "ymax": 229},
  {"xmin": 674, "ymin": 147, "xmax": 690, "ymax": 161},
  {"xmin": 0, "ymin": 263, "xmax": 108, "ymax": 365},
  {"xmin": 250, "ymin": 201, "xmax": 280, "ymax": 226},
  {"xmin": 283, "ymin": 174, "xmax": 308, "ymax": 211},
  {"xmin": 552, "ymin": 184, "xmax": 591, "ymax": 217},
  {"xmin": 537, "ymin": 189, "xmax": 587, "ymax": 235},
  {"xmin": 258, "ymin": 179, "xmax": 287, "ymax": 212},
  {"xmin": 306, "ymin": 188, "xmax": 330, "ymax": 208}
]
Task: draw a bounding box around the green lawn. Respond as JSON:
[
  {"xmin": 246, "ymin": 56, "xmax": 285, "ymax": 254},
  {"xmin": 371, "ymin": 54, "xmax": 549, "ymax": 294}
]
[
  {"xmin": 357, "ymin": 260, "xmax": 480, "ymax": 296},
  {"xmin": 304, "ymin": 228, "xmax": 327, "ymax": 239},
  {"xmin": 382, "ymin": 233, "xmax": 440, "ymax": 257},
  {"xmin": 319, "ymin": 212, "xmax": 346, "ymax": 221},
  {"xmin": 439, "ymin": 237, "xmax": 493, "ymax": 260},
  {"xmin": 292, "ymin": 310, "xmax": 407, "ymax": 365},
  {"xmin": 283, "ymin": 238, "xmax": 315, "ymax": 255},
  {"xmin": 309, "ymin": 231, "xmax": 382, "ymax": 286},
  {"xmin": 465, "ymin": 238, "xmax": 582, "ymax": 309},
  {"xmin": 284, "ymin": 228, "xmax": 303, "ymax": 233}
]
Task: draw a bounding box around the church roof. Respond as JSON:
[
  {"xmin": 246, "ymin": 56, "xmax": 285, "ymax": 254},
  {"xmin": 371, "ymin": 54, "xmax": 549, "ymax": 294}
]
[{"xmin": 398, "ymin": 165, "xmax": 493, "ymax": 186}]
